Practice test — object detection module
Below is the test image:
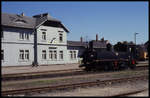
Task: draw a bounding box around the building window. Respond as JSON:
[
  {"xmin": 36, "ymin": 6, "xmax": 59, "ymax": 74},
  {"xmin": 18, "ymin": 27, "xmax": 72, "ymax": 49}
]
[
  {"xmin": 73, "ymin": 51, "xmax": 76, "ymax": 59},
  {"xmin": 49, "ymin": 50, "xmax": 53, "ymax": 60},
  {"xmin": 59, "ymin": 51, "xmax": 63, "ymax": 60},
  {"xmin": 1, "ymin": 50, "xmax": 4, "ymax": 60},
  {"xmin": 19, "ymin": 33, "xmax": 24, "ymax": 40},
  {"xmin": 49, "ymin": 50, "xmax": 57, "ymax": 60},
  {"xmin": 1, "ymin": 31, "xmax": 3, "ymax": 38},
  {"xmin": 19, "ymin": 50, "xmax": 24, "ymax": 60},
  {"xmin": 42, "ymin": 50, "xmax": 46, "ymax": 59},
  {"xmin": 54, "ymin": 51, "xmax": 57, "ymax": 60},
  {"xmin": 42, "ymin": 32, "xmax": 46, "ymax": 40},
  {"xmin": 59, "ymin": 33, "xmax": 63, "ymax": 42},
  {"xmin": 25, "ymin": 33, "xmax": 29, "ymax": 40},
  {"xmin": 19, "ymin": 50, "xmax": 30, "ymax": 61},
  {"xmin": 70, "ymin": 50, "xmax": 77, "ymax": 60},
  {"xmin": 70, "ymin": 51, "xmax": 73, "ymax": 59},
  {"xmin": 25, "ymin": 50, "xmax": 29, "ymax": 60},
  {"xmin": 19, "ymin": 32, "xmax": 29, "ymax": 40}
]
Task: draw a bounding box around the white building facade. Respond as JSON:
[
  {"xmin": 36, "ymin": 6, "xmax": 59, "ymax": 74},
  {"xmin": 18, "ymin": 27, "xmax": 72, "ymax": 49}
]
[
  {"xmin": 1, "ymin": 13, "xmax": 78, "ymax": 66},
  {"xmin": 1, "ymin": 27, "xmax": 34, "ymax": 66}
]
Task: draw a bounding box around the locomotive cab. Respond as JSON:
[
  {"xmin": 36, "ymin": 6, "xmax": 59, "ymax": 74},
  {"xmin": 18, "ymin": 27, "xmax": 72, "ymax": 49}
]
[{"xmin": 114, "ymin": 42, "xmax": 137, "ymax": 70}]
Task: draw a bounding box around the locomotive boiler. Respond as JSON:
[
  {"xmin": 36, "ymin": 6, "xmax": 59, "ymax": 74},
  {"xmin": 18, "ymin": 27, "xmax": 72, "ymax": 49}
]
[{"xmin": 79, "ymin": 41, "xmax": 137, "ymax": 71}]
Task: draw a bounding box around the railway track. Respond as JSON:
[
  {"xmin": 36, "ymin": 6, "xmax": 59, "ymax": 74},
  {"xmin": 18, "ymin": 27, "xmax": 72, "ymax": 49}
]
[
  {"xmin": 135, "ymin": 65, "xmax": 149, "ymax": 70},
  {"xmin": 2, "ymin": 65, "xmax": 148, "ymax": 81},
  {"xmin": 2, "ymin": 75, "xmax": 148, "ymax": 96}
]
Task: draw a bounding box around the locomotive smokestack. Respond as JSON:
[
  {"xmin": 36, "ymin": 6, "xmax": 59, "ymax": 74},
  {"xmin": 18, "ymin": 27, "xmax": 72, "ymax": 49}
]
[
  {"xmin": 96, "ymin": 34, "xmax": 98, "ymax": 41},
  {"xmin": 80, "ymin": 36, "xmax": 83, "ymax": 43}
]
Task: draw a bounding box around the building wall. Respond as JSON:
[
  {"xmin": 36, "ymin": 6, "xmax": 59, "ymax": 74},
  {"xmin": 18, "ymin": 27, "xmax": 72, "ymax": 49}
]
[
  {"xmin": 37, "ymin": 25, "xmax": 67, "ymax": 45},
  {"xmin": 67, "ymin": 46, "xmax": 85, "ymax": 57},
  {"xmin": 67, "ymin": 49, "xmax": 79, "ymax": 63},
  {"xmin": 37, "ymin": 45, "xmax": 68, "ymax": 65},
  {"xmin": 1, "ymin": 23, "xmax": 79, "ymax": 66},
  {"xmin": 1, "ymin": 27, "xmax": 34, "ymax": 66},
  {"xmin": 2, "ymin": 43, "xmax": 34, "ymax": 66},
  {"xmin": 36, "ymin": 25, "xmax": 78, "ymax": 65},
  {"xmin": 2, "ymin": 27, "xmax": 34, "ymax": 43}
]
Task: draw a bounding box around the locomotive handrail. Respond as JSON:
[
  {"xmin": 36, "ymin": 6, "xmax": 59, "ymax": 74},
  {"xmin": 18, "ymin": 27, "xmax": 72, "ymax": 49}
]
[{"xmin": 94, "ymin": 59, "xmax": 129, "ymax": 62}]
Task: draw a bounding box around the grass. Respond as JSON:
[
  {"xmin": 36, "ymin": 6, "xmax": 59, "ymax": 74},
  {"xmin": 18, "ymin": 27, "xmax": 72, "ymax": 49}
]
[
  {"xmin": 110, "ymin": 70, "xmax": 149, "ymax": 78},
  {"xmin": 2, "ymin": 69, "xmax": 148, "ymax": 91}
]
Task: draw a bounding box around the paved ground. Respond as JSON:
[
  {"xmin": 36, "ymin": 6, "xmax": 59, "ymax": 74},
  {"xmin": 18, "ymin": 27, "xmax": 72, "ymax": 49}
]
[
  {"xmin": 2, "ymin": 60, "xmax": 148, "ymax": 75},
  {"xmin": 2, "ymin": 63, "xmax": 80, "ymax": 75}
]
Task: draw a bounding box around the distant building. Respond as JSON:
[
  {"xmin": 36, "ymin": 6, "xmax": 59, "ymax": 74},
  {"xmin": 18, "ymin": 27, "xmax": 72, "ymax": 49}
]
[
  {"xmin": 136, "ymin": 43, "xmax": 148, "ymax": 60},
  {"xmin": 1, "ymin": 12, "xmax": 78, "ymax": 66},
  {"xmin": 67, "ymin": 34, "xmax": 109, "ymax": 58},
  {"xmin": 144, "ymin": 40, "xmax": 149, "ymax": 54},
  {"xmin": 67, "ymin": 37, "xmax": 88, "ymax": 58}
]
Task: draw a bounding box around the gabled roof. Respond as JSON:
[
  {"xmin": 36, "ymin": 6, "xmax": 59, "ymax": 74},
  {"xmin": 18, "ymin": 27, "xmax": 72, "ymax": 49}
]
[
  {"xmin": 67, "ymin": 41, "xmax": 88, "ymax": 47},
  {"xmin": 2, "ymin": 12, "xmax": 69, "ymax": 32},
  {"xmin": 33, "ymin": 13, "xmax": 61, "ymax": 28},
  {"xmin": 2, "ymin": 13, "xmax": 36, "ymax": 29},
  {"xmin": 91, "ymin": 40, "xmax": 108, "ymax": 48}
]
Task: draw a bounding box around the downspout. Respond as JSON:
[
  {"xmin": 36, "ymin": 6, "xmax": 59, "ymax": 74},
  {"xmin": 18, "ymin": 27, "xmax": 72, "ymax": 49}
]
[
  {"xmin": 34, "ymin": 28, "xmax": 38, "ymax": 65},
  {"xmin": 33, "ymin": 17, "xmax": 47, "ymax": 66}
]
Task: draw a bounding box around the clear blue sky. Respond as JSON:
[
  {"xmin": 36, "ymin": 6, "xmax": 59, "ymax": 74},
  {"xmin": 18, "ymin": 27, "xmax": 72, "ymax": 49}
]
[{"xmin": 2, "ymin": 1, "xmax": 148, "ymax": 45}]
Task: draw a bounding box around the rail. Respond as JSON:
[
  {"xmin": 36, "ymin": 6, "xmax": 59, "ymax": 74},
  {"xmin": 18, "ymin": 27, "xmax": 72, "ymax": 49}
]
[
  {"xmin": 2, "ymin": 66, "xmax": 148, "ymax": 81},
  {"xmin": 2, "ymin": 75, "xmax": 148, "ymax": 96}
]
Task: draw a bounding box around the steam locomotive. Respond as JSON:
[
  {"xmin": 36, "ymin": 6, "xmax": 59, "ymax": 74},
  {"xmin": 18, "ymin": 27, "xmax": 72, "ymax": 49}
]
[{"xmin": 79, "ymin": 41, "xmax": 137, "ymax": 71}]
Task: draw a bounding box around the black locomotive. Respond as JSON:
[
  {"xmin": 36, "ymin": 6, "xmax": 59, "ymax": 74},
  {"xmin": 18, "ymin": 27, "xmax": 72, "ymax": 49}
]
[{"xmin": 79, "ymin": 41, "xmax": 137, "ymax": 71}]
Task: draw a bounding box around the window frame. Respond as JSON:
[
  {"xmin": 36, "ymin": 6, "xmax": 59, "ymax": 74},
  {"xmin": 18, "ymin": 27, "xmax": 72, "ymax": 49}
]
[
  {"xmin": 19, "ymin": 50, "xmax": 24, "ymax": 60},
  {"xmin": 73, "ymin": 51, "xmax": 76, "ymax": 59},
  {"xmin": 54, "ymin": 50, "xmax": 57, "ymax": 60},
  {"xmin": 25, "ymin": 33, "xmax": 29, "ymax": 40},
  {"xmin": 59, "ymin": 51, "xmax": 63, "ymax": 60},
  {"xmin": 42, "ymin": 50, "xmax": 46, "ymax": 60},
  {"xmin": 25, "ymin": 50, "xmax": 29, "ymax": 60},
  {"xmin": 59, "ymin": 33, "xmax": 63, "ymax": 42},
  {"xmin": 1, "ymin": 50, "xmax": 4, "ymax": 61},
  {"xmin": 70, "ymin": 51, "xmax": 73, "ymax": 59},
  {"xmin": 1, "ymin": 30, "xmax": 4, "ymax": 38},
  {"xmin": 49, "ymin": 50, "xmax": 53, "ymax": 60},
  {"xmin": 42, "ymin": 32, "xmax": 46, "ymax": 41},
  {"xmin": 19, "ymin": 32, "xmax": 24, "ymax": 40}
]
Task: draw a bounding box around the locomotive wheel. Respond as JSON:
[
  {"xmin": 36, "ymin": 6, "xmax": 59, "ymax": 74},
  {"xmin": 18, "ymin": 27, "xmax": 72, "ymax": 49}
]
[
  {"xmin": 130, "ymin": 64, "xmax": 136, "ymax": 70},
  {"xmin": 104, "ymin": 65, "xmax": 109, "ymax": 71},
  {"xmin": 119, "ymin": 62, "xmax": 128, "ymax": 70},
  {"xmin": 84, "ymin": 66, "xmax": 92, "ymax": 72},
  {"xmin": 109, "ymin": 62, "xmax": 115, "ymax": 71}
]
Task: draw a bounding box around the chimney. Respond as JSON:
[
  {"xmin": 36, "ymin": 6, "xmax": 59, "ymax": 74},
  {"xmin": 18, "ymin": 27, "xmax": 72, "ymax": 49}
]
[
  {"xmin": 101, "ymin": 37, "xmax": 104, "ymax": 42},
  {"xmin": 96, "ymin": 34, "xmax": 98, "ymax": 41},
  {"xmin": 21, "ymin": 12, "xmax": 25, "ymax": 16},
  {"xmin": 80, "ymin": 36, "xmax": 83, "ymax": 43}
]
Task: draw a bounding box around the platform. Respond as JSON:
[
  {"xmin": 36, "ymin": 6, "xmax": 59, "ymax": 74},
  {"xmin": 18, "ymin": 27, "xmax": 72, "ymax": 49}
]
[{"xmin": 2, "ymin": 63, "xmax": 80, "ymax": 75}]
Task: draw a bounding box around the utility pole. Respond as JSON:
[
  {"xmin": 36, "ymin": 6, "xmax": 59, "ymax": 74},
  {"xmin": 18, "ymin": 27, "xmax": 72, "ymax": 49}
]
[{"xmin": 134, "ymin": 32, "xmax": 139, "ymax": 45}]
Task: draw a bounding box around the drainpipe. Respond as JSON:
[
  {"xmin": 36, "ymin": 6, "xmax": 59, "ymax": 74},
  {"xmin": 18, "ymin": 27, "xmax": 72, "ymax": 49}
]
[{"xmin": 34, "ymin": 29, "xmax": 38, "ymax": 65}]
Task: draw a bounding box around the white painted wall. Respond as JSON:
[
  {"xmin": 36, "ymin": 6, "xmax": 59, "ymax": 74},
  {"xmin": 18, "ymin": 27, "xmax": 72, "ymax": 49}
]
[
  {"xmin": 36, "ymin": 25, "xmax": 78, "ymax": 65},
  {"xmin": 37, "ymin": 25, "xmax": 67, "ymax": 45},
  {"xmin": 1, "ymin": 27, "xmax": 34, "ymax": 66},
  {"xmin": 1, "ymin": 24, "xmax": 79, "ymax": 66}
]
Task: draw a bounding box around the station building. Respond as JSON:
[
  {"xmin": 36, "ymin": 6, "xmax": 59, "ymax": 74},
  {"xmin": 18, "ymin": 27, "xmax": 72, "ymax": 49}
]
[{"xmin": 1, "ymin": 12, "xmax": 78, "ymax": 66}]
